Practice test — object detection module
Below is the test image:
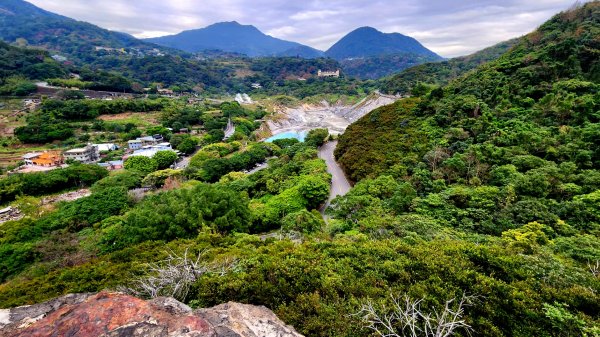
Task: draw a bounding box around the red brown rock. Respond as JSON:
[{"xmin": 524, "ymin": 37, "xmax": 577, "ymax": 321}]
[{"xmin": 0, "ymin": 292, "xmax": 303, "ymax": 337}]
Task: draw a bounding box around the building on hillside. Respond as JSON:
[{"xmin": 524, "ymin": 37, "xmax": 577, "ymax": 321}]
[
  {"xmin": 95, "ymin": 143, "xmax": 119, "ymax": 152},
  {"xmin": 22, "ymin": 151, "xmax": 64, "ymax": 167},
  {"xmin": 128, "ymin": 143, "xmax": 175, "ymax": 159},
  {"xmin": 22, "ymin": 152, "xmax": 41, "ymax": 166},
  {"xmin": 98, "ymin": 160, "xmax": 124, "ymax": 171},
  {"xmin": 127, "ymin": 135, "xmax": 163, "ymax": 150},
  {"xmin": 317, "ymin": 69, "xmax": 340, "ymax": 78},
  {"xmin": 63, "ymin": 145, "xmax": 99, "ymax": 164},
  {"xmin": 127, "ymin": 139, "xmax": 143, "ymax": 150}
]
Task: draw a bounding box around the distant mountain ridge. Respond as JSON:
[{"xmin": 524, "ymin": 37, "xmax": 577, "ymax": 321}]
[
  {"xmin": 1, "ymin": 0, "xmax": 443, "ymax": 79},
  {"xmin": 0, "ymin": 0, "xmax": 172, "ymax": 61},
  {"xmin": 325, "ymin": 26, "xmax": 442, "ymax": 60},
  {"xmin": 145, "ymin": 21, "xmax": 324, "ymax": 58}
]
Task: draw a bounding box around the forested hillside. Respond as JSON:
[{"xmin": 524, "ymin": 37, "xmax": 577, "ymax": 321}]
[
  {"xmin": 0, "ymin": 0, "xmax": 169, "ymax": 62},
  {"xmin": 329, "ymin": 4, "xmax": 600, "ymax": 335},
  {"xmin": 379, "ymin": 38, "xmax": 519, "ymax": 94},
  {"xmin": 0, "ymin": 2, "xmax": 599, "ymax": 337}
]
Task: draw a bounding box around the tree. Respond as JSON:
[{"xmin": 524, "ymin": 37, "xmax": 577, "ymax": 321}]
[
  {"xmin": 298, "ymin": 175, "xmax": 330, "ymax": 209},
  {"xmin": 122, "ymin": 249, "xmax": 236, "ymax": 301},
  {"xmin": 357, "ymin": 293, "xmax": 475, "ymax": 337},
  {"xmin": 153, "ymin": 150, "xmax": 178, "ymax": 170},
  {"xmin": 124, "ymin": 156, "xmax": 158, "ymax": 175},
  {"xmin": 281, "ymin": 209, "xmax": 323, "ymax": 234},
  {"xmin": 305, "ymin": 128, "xmax": 329, "ymax": 147},
  {"xmin": 142, "ymin": 169, "xmax": 183, "ymax": 188},
  {"xmin": 177, "ymin": 138, "xmax": 198, "ymax": 155}
]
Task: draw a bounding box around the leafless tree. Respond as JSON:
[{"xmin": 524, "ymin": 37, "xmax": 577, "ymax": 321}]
[
  {"xmin": 356, "ymin": 293, "xmax": 476, "ymax": 337},
  {"xmin": 121, "ymin": 249, "xmax": 237, "ymax": 301},
  {"xmin": 589, "ymin": 260, "xmax": 599, "ymax": 278},
  {"xmin": 424, "ymin": 148, "xmax": 449, "ymax": 172}
]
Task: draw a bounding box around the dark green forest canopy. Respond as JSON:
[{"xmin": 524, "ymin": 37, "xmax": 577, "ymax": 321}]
[{"xmin": 0, "ymin": 2, "xmax": 598, "ymax": 337}]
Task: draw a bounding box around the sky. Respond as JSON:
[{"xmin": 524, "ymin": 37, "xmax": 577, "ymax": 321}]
[{"xmin": 27, "ymin": 0, "xmax": 582, "ymax": 57}]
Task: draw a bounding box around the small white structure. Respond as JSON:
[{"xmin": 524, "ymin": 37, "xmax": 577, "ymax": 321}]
[
  {"xmin": 317, "ymin": 69, "xmax": 340, "ymax": 78},
  {"xmin": 130, "ymin": 143, "xmax": 174, "ymax": 158},
  {"xmin": 22, "ymin": 152, "xmax": 41, "ymax": 166},
  {"xmin": 128, "ymin": 135, "xmax": 164, "ymax": 150},
  {"xmin": 95, "ymin": 143, "xmax": 119, "ymax": 152},
  {"xmin": 128, "ymin": 139, "xmax": 143, "ymax": 150}
]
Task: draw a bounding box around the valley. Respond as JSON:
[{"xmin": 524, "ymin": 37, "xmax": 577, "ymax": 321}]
[
  {"xmin": 0, "ymin": 1, "xmax": 599, "ymax": 337},
  {"xmin": 266, "ymin": 92, "xmax": 399, "ymax": 137}
]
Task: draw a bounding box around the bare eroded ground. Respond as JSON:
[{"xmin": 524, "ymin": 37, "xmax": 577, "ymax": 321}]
[{"xmin": 267, "ymin": 92, "xmax": 399, "ymax": 136}]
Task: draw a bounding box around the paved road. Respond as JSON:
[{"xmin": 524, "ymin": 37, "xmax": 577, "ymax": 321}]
[
  {"xmin": 318, "ymin": 140, "xmax": 352, "ymax": 213},
  {"xmin": 223, "ymin": 118, "xmax": 235, "ymax": 140}
]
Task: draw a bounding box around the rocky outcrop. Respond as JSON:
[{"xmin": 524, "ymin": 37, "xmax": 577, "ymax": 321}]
[
  {"xmin": 267, "ymin": 92, "xmax": 399, "ymax": 137},
  {"xmin": 0, "ymin": 292, "xmax": 303, "ymax": 337}
]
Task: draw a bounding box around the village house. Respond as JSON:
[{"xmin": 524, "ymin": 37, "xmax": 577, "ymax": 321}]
[
  {"xmin": 128, "ymin": 135, "xmax": 164, "ymax": 150},
  {"xmin": 128, "ymin": 143, "xmax": 175, "ymax": 159},
  {"xmin": 94, "ymin": 143, "xmax": 119, "ymax": 152},
  {"xmin": 63, "ymin": 145, "xmax": 100, "ymax": 164},
  {"xmin": 317, "ymin": 69, "xmax": 340, "ymax": 78},
  {"xmin": 22, "ymin": 151, "xmax": 64, "ymax": 167},
  {"xmin": 98, "ymin": 160, "xmax": 124, "ymax": 171}
]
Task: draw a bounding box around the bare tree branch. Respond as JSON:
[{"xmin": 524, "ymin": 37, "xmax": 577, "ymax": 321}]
[
  {"xmin": 120, "ymin": 248, "xmax": 237, "ymax": 301},
  {"xmin": 589, "ymin": 260, "xmax": 599, "ymax": 278},
  {"xmin": 356, "ymin": 293, "xmax": 476, "ymax": 337}
]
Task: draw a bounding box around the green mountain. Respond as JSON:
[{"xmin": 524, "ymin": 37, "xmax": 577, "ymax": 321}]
[
  {"xmin": 325, "ymin": 26, "xmax": 442, "ymax": 60},
  {"xmin": 340, "ymin": 52, "xmax": 445, "ymax": 80},
  {"xmin": 380, "ymin": 38, "xmax": 520, "ymax": 94},
  {"xmin": 145, "ymin": 21, "xmax": 324, "ymax": 58},
  {"xmin": 324, "ymin": 27, "xmax": 443, "ymax": 79},
  {"xmin": 337, "ymin": 2, "xmax": 599, "ymax": 182},
  {"xmin": 0, "ymin": 40, "xmax": 66, "ymax": 80},
  {"xmin": 0, "ymin": 0, "xmax": 170, "ymax": 62}
]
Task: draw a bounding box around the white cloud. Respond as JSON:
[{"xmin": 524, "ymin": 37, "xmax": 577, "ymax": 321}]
[{"xmin": 290, "ymin": 10, "xmax": 340, "ymax": 21}]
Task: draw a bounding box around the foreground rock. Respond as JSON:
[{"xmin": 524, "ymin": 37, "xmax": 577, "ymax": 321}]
[{"xmin": 0, "ymin": 292, "xmax": 303, "ymax": 337}]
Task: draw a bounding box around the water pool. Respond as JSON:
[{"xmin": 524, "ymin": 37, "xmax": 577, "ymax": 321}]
[{"xmin": 265, "ymin": 130, "xmax": 307, "ymax": 142}]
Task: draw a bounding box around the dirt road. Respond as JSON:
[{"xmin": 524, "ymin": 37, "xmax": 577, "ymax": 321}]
[{"xmin": 318, "ymin": 141, "xmax": 351, "ymax": 213}]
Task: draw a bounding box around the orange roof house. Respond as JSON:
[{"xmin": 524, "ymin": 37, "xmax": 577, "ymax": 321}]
[{"xmin": 31, "ymin": 151, "xmax": 64, "ymax": 167}]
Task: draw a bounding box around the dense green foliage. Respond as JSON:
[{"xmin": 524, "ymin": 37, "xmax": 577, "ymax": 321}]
[
  {"xmin": 0, "ymin": 41, "xmax": 66, "ymax": 81},
  {"xmin": 0, "ymin": 164, "xmax": 108, "ymax": 204},
  {"xmin": 380, "ymin": 38, "xmax": 519, "ymax": 94},
  {"xmin": 328, "ymin": 5, "xmax": 600, "ymax": 334},
  {"xmin": 341, "ymin": 53, "xmax": 443, "ymax": 80},
  {"xmin": 14, "ymin": 98, "xmax": 165, "ymax": 143},
  {"xmin": 0, "ymin": 4, "xmax": 599, "ymax": 337}
]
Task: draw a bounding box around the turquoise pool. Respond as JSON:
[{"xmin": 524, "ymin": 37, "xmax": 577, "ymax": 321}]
[{"xmin": 265, "ymin": 131, "xmax": 307, "ymax": 142}]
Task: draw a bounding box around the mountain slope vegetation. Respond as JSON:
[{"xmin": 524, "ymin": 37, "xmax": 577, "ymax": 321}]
[
  {"xmin": 380, "ymin": 38, "xmax": 520, "ymax": 94},
  {"xmin": 0, "ymin": 0, "xmax": 167, "ymax": 61},
  {"xmin": 0, "ymin": 2, "xmax": 599, "ymax": 337}
]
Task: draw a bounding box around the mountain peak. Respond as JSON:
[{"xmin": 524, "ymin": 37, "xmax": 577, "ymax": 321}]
[
  {"xmin": 326, "ymin": 27, "xmax": 441, "ymax": 60},
  {"xmin": 145, "ymin": 21, "xmax": 321, "ymax": 57}
]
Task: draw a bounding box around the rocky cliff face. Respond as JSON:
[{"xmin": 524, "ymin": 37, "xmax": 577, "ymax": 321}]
[{"xmin": 0, "ymin": 292, "xmax": 303, "ymax": 337}]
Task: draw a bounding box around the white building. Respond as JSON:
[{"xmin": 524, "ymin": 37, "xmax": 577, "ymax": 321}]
[
  {"xmin": 22, "ymin": 152, "xmax": 41, "ymax": 166},
  {"xmin": 129, "ymin": 143, "xmax": 174, "ymax": 158},
  {"xmin": 317, "ymin": 69, "xmax": 340, "ymax": 78},
  {"xmin": 63, "ymin": 145, "xmax": 99, "ymax": 163},
  {"xmin": 95, "ymin": 143, "xmax": 119, "ymax": 152},
  {"xmin": 128, "ymin": 135, "xmax": 164, "ymax": 150}
]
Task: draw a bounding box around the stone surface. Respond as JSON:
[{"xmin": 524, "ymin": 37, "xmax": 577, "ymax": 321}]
[
  {"xmin": 267, "ymin": 91, "xmax": 399, "ymax": 136},
  {"xmin": 0, "ymin": 292, "xmax": 303, "ymax": 337}
]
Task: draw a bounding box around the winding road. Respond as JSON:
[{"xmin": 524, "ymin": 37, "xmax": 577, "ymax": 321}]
[{"xmin": 318, "ymin": 140, "xmax": 352, "ymax": 213}]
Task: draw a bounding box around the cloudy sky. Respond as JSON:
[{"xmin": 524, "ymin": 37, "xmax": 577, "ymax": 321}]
[{"xmin": 27, "ymin": 0, "xmax": 581, "ymax": 57}]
